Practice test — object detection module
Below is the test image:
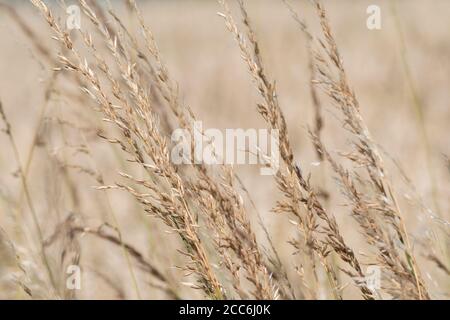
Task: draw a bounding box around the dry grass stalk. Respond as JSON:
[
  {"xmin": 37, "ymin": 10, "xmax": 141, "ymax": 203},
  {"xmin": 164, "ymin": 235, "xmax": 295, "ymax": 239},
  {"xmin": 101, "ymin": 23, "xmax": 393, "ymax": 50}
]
[
  {"xmin": 7, "ymin": 0, "xmax": 443, "ymax": 300},
  {"xmin": 124, "ymin": 0, "xmax": 281, "ymax": 299},
  {"xmin": 219, "ymin": 0, "xmax": 374, "ymax": 300},
  {"xmin": 44, "ymin": 215, "xmax": 179, "ymax": 299},
  {"xmin": 310, "ymin": 0, "xmax": 429, "ymax": 299},
  {"xmin": 30, "ymin": 0, "xmax": 284, "ymax": 300},
  {"xmin": 31, "ymin": 0, "xmax": 224, "ymax": 299},
  {"xmin": 0, "ymin": 100, "xmax": 58, "ymax": 295}
]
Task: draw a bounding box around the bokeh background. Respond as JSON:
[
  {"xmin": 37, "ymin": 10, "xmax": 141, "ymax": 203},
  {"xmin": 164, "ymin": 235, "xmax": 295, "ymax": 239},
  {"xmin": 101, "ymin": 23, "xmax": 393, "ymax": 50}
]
[{"xmin": 0, "ymin": 0, "xmax": 449, "ymax": 299}]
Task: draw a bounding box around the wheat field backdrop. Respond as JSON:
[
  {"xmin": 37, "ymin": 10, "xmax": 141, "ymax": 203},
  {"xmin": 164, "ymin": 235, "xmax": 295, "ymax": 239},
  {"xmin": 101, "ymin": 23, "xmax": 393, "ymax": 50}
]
[{"xmin": 0, "ymin": 0, "xmax": 448, "ymax": 300}]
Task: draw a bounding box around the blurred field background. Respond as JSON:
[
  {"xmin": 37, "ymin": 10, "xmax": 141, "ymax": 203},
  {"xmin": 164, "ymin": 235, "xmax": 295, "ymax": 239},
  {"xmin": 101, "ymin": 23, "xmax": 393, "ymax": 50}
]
[{"xmin": 0, "ymin": 0, "xmax": 449, "ymax": 299}]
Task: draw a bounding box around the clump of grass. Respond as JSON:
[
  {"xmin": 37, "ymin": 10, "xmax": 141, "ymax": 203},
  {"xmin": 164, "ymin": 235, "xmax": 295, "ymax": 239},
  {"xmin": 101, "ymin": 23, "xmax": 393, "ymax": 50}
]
[
  {"xmin": 309, "ymin": 1, "xmax": 428, "ymax": 299},
  {"xmin": 219, "ymin": 0, "xmax": 377, "ymax": 300},
  {"xmin": 30, "ymin": 0, "xmax": 284, "ymax": 300},
  {"xmin": 0, "ymin": 0, "xmax": 445, "ymax": 300}
]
